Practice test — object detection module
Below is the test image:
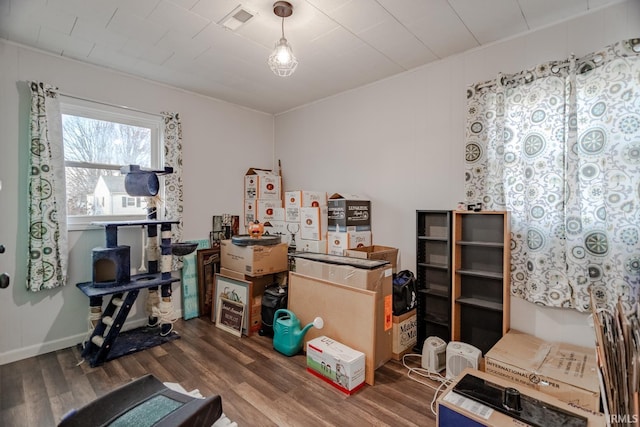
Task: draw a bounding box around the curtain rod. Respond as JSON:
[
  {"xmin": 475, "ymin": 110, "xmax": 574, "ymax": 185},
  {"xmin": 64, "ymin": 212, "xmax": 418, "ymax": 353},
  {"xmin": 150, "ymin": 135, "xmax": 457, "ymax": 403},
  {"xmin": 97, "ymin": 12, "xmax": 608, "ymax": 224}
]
[{"xmin": 57, "ymin": 91, "xmax": 167, "ymax": 119}]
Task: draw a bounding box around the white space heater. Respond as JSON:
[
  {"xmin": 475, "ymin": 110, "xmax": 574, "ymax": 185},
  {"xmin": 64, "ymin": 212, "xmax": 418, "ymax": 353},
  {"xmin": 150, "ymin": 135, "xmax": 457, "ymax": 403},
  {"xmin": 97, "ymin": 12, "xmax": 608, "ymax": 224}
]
[
  {"xmin": 445, "ymin": 341, "xmax": 481, "ymax": 379},
  {"xmin": 421, "ymin": 336, "xmax": 447, "ymax": 373}
]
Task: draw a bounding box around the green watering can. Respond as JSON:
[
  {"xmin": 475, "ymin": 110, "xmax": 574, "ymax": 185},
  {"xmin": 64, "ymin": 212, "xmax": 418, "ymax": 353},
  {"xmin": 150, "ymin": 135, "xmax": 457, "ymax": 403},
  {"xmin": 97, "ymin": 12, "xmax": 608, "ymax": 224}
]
[{"xmin": 272, "ymin": 309, "xmax": 323, "ymax": 356}]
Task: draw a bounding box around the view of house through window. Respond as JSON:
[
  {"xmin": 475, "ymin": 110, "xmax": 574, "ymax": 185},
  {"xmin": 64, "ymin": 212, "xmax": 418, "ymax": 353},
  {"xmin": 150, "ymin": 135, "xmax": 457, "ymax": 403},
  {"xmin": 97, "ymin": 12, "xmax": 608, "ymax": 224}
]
[{"xmin": 60, "ymin": 98, "xmax": 162, "ymax": 225}]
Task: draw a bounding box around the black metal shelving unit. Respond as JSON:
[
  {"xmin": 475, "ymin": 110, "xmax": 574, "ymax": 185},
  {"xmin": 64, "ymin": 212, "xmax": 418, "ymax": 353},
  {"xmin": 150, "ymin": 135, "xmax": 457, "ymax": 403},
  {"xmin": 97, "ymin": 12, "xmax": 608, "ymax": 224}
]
[{"xmin": 414, "ymin": 210, "xmax": 452, "ymax": 352}]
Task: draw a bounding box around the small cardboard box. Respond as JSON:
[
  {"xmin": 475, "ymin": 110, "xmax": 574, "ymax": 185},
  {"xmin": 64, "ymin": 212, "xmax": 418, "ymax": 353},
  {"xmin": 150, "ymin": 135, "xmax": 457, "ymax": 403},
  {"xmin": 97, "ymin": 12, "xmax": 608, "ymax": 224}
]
[
  {"xmin": 307, "ymin": 336, "xmax": 366, "ymax": 394},
  {"xmin": 245, "ymin": 168, "xmax": 281, "ymax": 200},
  {"xmin": 220, "ymin": 240, "xmax": 288, "ymax": 277},
  {"xmin": 345, "ymin": 245, "xmax": 398, "ymax": 273},
  {"xmin": 484, "ymin": 330, "xmax": 600, "ymax": 411},
  {"xmin": 327, "ymin": 193, "xmax": 371, "ymax": 228},
  {"xmin": 285, "ymin": 190, "xmax": 327, "ymax": 207},
  {"xmin": 327, "ymin": 230, "xmax": 372, "ymax": 255},
  {"xmin": 300, "ymin": 206, "xmax": 328, "ymax": 241},
  {"xmin": 392, "ymin": 309, "xmax": 417, "ymax": 360}
]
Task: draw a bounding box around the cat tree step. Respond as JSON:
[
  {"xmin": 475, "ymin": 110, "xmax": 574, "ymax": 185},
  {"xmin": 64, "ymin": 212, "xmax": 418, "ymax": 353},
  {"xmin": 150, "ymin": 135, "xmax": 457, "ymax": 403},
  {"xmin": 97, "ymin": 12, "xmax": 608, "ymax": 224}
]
[
  {"xmin": 91, "ymin": 336, "xmax": 105, "ymax": 347},
  {"xmin": 77, "ymin": 272, "xmax": 180, "ymax": 297}
]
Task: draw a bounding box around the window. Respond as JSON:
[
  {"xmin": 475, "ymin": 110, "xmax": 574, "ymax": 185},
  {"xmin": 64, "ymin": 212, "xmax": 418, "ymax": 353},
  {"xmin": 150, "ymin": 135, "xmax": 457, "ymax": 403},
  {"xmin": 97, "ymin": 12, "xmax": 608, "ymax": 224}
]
[{"xmin": 60, "ymin": 97, "xmax": 162, "ymax": 228}]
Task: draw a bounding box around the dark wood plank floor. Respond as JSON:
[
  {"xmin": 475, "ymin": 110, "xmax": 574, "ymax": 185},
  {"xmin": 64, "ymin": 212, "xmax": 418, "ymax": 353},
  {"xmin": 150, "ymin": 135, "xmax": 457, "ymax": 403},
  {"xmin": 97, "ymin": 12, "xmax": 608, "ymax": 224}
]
[{"xmin": 1, "ymin": 317, "xmax": 440, "ymax": 426}]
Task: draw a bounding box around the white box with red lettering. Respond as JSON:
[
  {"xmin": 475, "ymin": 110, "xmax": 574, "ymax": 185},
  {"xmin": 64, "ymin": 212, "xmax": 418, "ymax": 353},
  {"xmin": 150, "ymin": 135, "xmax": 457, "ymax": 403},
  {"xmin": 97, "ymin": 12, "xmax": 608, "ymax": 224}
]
[
  {"xmin": 300, "ymin": 206, "xmax": 328, "ymax": 241},
  {"xmin": 327, "ymin": 230, "xmax": 372, "ymax": 255},
  {"xmin": 306, "ymin": 336, "xmax": 365, "ymax": 394},
  {"xmin": 285, "ymin": 191, "xmax": 327, "ymax": 207},
  {"xmin": 245, "ymin": 168, "xmax": 281, "ymax": 200}
]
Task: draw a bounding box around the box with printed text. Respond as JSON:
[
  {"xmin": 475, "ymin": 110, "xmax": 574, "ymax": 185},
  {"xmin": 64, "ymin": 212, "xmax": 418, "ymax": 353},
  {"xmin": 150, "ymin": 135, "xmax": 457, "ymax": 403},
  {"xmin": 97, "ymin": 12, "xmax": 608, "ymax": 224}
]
[
  {"xmin": 300, "ymin": 206, "xmax": 328, "ymax": 241},
  {"xmin": 285, "ymin": 190, "xmax": 327, "ymax": 207},
  {"xmin": 327, "ymin": 193, "xmax": 371, "ymax": 229},
  {"xmin": 245, "ymin": 168, "xmax": 281, "ymax": 200},
  {"xmin": 307, "ymin": 336, "xmax": 366, "ymax": 394},
  {"xmin": 484, "ymin": 330, "xmax": 600, "ymax": 411},
  {"xmin": 327, "ymin": 230, "xmax": 372, "ymax": 255}
]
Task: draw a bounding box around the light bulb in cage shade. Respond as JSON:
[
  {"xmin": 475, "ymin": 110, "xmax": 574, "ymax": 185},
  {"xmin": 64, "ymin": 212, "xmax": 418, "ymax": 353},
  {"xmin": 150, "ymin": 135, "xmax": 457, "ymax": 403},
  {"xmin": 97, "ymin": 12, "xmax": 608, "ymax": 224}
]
[
  {"xmin": 269, "ymin": 38, "xmax": 298, "ymax": 77},
  {"xmin": 274, "ymin": 39, "xmax": 292, "ymax": 64},
  {"xmin": 268, "ymin": 1, "xmax": 298, "ymax": 77}
]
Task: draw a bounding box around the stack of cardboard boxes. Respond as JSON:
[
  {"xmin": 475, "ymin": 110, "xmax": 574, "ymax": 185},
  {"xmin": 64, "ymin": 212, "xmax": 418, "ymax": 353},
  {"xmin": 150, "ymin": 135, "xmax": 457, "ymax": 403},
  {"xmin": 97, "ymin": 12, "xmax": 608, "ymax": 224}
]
[
  {"xmin": 243, "ymin": 168, "xmax": 283, "ymax": 226},
  {"xmin": 215, "ymin": 168, "xmax": 288, "ymax": 336},
  {"xmin": 284, "ymin": 190, "xmax": 329, "ymax": 253},
  {"xmin": 327, "ymin": 193, "xmax": 372, "ymax": 255}
]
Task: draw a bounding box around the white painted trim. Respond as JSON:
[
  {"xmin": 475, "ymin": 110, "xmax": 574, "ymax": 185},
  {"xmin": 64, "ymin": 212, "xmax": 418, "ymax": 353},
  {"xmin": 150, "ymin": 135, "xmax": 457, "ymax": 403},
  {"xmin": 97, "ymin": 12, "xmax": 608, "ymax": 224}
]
[{"xmin": 0, "ymin": 309, "xmax": 183, "ymax": 365}]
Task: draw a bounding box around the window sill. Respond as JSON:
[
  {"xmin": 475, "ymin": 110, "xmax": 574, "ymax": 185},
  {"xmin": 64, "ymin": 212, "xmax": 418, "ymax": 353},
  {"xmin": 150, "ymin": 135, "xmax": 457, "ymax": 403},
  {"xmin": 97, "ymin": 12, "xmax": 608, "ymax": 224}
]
[{"xmin": 67, "ymin": 215, "xmax": 149, "ymax": 232}]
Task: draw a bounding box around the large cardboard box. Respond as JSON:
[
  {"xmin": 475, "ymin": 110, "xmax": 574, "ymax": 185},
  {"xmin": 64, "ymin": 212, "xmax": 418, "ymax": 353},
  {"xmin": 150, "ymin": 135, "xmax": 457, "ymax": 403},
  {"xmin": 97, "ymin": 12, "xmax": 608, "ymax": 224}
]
[
  {"xmin": 307, "ymin": 336, "xmax": 366, "ymax": 394},
  {"xmin": 220, "ymin": 240, "xmax": 288, "ymax": 277},
  {"xmin": 484, "ymin": 330, "xmax": 600, "ymax": 411},
  {"xmin": 392, "ymin": 309, "xmax": 417, "ymax": 360},
  {"xmin": 290, "ymin": 253, "xmax": 393, "ymax": 386},
  {"xmin": 244, "ymin": 168, "xmax": 281, "ymax": 200},
  {"xmin": 327, "ymin": 193, "xmax": 371, "ymax": 229},
  {"xmin": 345, "ymin": 245, "xmax": 398, "ymax": 273},
  {"xmin": 437, "ymin": 368, "xmax": 605, "ymax": 427}
]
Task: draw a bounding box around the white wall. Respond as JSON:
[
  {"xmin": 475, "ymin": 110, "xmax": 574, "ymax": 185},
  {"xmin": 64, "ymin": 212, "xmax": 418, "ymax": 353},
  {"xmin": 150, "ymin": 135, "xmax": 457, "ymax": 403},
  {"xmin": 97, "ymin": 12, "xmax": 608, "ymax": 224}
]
[
  {"xmin": 0, "ymin": 41, "xmax": 274, "ymax": 364},
  {"xmin": 274, "ymin": 0, "xmax": 640, "ymax": 348}
]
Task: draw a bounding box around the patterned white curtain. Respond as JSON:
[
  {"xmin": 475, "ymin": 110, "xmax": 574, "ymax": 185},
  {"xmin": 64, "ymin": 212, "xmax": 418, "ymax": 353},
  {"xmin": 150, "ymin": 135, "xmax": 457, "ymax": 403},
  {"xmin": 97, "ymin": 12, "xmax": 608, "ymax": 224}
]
[
  {"xmin": 161, "ymin": 112, "xmax": 184, "ymax": 271},
  {"xmin": 465, "ymin": 39, "xmax": 640, "ymax": 312},
  {"xmin": 27, "ymin": 82, "xmax": 68, "ymax": 291}
]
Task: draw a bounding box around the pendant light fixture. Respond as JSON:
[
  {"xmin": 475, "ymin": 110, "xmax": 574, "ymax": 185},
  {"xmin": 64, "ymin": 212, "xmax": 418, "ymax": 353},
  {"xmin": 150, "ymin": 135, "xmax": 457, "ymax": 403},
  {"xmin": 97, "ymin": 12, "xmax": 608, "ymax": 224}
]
[{"xmin": 268, "ymin": 1, "xmax": 298, "ymax": 77}]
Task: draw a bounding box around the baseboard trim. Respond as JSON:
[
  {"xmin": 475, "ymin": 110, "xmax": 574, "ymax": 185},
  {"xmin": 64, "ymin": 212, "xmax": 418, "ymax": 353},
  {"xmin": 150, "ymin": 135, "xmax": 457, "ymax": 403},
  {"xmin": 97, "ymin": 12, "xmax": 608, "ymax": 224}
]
[{"xmin": 0, "ymin": 309, "xmax": 184, "ymax": 365}]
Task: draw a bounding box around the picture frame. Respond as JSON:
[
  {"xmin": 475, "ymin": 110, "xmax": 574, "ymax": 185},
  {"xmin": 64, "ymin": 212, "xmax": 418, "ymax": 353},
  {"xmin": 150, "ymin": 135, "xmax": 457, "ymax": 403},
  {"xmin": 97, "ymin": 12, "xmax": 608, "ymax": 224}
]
[
  {"xmin": 212, "ymin": 214, "xmax": 240, "ymax": 243},
  {"xmin": 215, "ymin": 297, "xmax": 245, "ymax": 337},
  {"xmin": 196, "ymin": 246, "xmax": 221, "ymax": 318},
  {"xmin": 213, "ymin": 274, "xmax": 251, "ymax": 335}
]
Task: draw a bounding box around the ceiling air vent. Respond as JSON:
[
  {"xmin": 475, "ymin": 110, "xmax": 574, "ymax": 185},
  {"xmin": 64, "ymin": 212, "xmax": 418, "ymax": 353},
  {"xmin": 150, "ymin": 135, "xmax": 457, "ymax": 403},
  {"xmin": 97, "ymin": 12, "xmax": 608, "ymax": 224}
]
[{"xmin": 220, "ymin": 6, "xmax": 255, "ymax": 31}]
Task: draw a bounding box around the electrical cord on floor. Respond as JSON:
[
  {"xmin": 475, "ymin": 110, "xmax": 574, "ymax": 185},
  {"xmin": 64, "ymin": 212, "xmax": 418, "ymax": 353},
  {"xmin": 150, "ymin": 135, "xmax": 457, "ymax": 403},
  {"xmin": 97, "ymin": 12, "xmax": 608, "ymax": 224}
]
[{"xmin": 402, "ymin": 353, "xmax": 453, "ymax": 416}]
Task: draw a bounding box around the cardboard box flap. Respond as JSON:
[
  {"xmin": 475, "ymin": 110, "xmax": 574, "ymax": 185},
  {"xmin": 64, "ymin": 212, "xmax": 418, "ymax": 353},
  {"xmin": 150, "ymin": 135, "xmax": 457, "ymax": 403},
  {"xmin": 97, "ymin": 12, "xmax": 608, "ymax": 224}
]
[
  {"xmin": 485, "ymin": 330, "xmax": 552, "ymax": 372},
  {"xmin": 329, "ymin": 193, "xmax": 368, "ymax": 200},
  {"xmin": 293, "ymin": 252, "xmax": 389, "ymax": 270},
  {"xmin": 246, "ymin": 167, "xmax": 275, "ymax": 176}
]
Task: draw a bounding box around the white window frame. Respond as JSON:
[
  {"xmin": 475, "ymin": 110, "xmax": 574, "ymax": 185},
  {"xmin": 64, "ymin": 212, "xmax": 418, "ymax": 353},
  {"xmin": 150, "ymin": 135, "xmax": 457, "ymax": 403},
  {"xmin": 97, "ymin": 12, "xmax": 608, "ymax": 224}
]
[{"xmin": 60, "ymin": 97, "xmax": 163, "ymax": 230}]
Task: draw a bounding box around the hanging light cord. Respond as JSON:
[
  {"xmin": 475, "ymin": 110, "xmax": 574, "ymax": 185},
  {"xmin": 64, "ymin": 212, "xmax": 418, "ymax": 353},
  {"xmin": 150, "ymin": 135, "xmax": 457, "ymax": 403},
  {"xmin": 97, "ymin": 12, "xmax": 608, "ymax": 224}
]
[{"xmin": 281, "ymin": 16, "xmax": 285, "ymax": 39}]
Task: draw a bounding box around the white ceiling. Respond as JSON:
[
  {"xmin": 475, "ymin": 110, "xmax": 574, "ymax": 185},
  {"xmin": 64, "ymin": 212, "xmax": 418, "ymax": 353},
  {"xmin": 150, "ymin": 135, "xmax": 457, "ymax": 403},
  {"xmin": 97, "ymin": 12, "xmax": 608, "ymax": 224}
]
[{"xmin": 0, "ymin": 0, "xmax": 623, "ymax": 114}]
